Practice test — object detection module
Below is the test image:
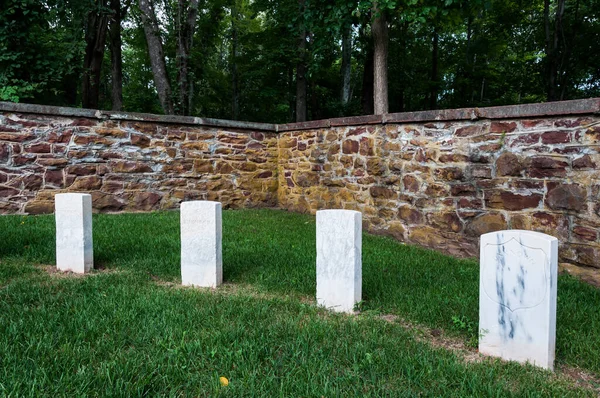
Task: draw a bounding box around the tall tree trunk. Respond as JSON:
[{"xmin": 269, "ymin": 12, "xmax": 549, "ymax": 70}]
[
  {"xmin": 372, "ymin": 4, "xmax": 388, "ymax": 115},
  {"xmin": 176, "ymin": 0, "xmax": 199, "ymax": 115},
  {"xmin": 231, "ymin": 2, "xmax": 239, "ymax": 119},
  {"xmin": 295, "ymin": 0, "xmax": 307, "ymax": 122},
  {"xmin": 429, "ymin": 26, "xmax": 439, "ymax": 110},
  {"xmin": 82, "ymin": 2, "xmax": 109, "ymax": 109},
  {"xmin": 109, "ymin": 0, "xmax": 126, "ymax": 111},
  {"xmin": 138, "ymin": 0, "xmax": 174, "ymax": 114},
  {"xmin": 340, "ymin": 22, "xmax": 352, "ymax": 109},
  {"xmin": 544, "ymin": 0, "xmax": 566, "ymax": 101},
  {"xmin": 361, "ymin": 45, "xmax": 374, "ymax": 115}
]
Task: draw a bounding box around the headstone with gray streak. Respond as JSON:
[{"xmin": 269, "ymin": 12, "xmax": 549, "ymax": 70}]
[
  {"xmin": 55, "ymin": 193, "xmax": 93, "ymax": 273},
  {"xmin": 316, "ymin": 209, "xmax": 362, "ymax": 313},
  {"xmin": 181, "ymin": 201, "xmax": 222, "ymax": 287},
  {"xmin": 479, "ymin": 230, "xmax": 558, "ymax": 370}
]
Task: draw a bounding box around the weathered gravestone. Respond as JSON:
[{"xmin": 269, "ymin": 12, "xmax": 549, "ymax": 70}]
[
  {"xmin": 180, "ymin": 201, "xmax": 223, "ymax": 287},
  {"xmin": 55, "ymin": 193, "xmax": 93, "ymax": 273},
  {"xmin": 316, "ymin": 209, "xmax": 362, "ymax": 313},
  {"xmin": 479, "ymin": 230, "xmax": 558, "ymax": 370}
]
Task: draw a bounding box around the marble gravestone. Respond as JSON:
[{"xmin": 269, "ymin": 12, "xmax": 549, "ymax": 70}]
[
  {"xmin": 479, "ymin": 230, "xmax": 558, "ymax": 370},
  {"xmin": 55, "ymin": 193, "xmax": 94, "ymax": 273},
  {"xmin": 316, "ymin": 209, "xmax": 362, "ymax": 313},
  {"xmin": 180, "ymin": 201, "xmax": 223, "ymax": 288}
]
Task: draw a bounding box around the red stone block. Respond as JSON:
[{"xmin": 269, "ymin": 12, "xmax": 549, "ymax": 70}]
[
  {"xmin": 490, "ymin": 121, "xmax": 517, "ymax": 133},
  {"xmin": 485, "ymin": 190, "xmax": 542, "ymax": 211}
]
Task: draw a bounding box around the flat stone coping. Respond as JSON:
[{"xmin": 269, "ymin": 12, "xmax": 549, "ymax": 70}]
[{"xmin": 2, "ymin": 97, "xmax": 599, "ymax": 133}]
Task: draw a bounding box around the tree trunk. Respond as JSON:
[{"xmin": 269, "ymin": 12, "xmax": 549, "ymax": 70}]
[
  {"xmin": 429, "ymin": 27, "xmax": 439, "ymax": 110},
  {"xmin": 231, "ymin": 2, "xmax": 239, "ymax": 119},
  {"xmin": 176, "ymin": 0, "xmax": 199, "ymax": 115},
  {"xmin": 340, "ymin": 22, "xmax": 352, "ymax": 108},
  {"xmin": 295, "ymin": 0, "xmax": 307, "ymax": 122},
  {"xmin": 138, "ymin": 0, "xmax": 174, "ymax": 114},
  {"xmin": 372, "ymin": 4, "xmax": 388, "ymax": 115},
  {"xmin": 82, "ymin": 2, "xmax": 109, "ymax": 109},
  {"xmin": 109, "ymin": 0, "xmax": 125, "ymax": 111},
  {"xmin": 361, "ymin": 45, "xmax": 374, "ymax": 115}
]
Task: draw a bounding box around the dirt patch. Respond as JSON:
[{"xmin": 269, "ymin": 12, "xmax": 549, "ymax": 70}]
[
  {"xmin": 375, "ymin": 313, "xmax": 600, "ymax": 393},
  {"xmin": 36, "ymin": 264, "xmax": 122, "ymax": 278}
]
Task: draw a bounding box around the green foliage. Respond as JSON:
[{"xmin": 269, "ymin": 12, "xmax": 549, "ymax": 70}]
[{"xmin": 1, "ymin": 0, "xmax": 599, "ymax": 120}]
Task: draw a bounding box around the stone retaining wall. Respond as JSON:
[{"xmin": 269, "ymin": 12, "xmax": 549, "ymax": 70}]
[
  {"xmin": 277, "ymin": 99, "xmax": 600, "ymax": 280},
  {"xmin": 1, "ymin": 99, "xmax": 599, "ymax": 282},
  {"xmin": 0, "ymin": 103, "xmax": 278, "ymax": 214}
]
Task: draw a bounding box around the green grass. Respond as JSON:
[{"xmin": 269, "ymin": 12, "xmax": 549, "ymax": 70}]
[{"xmin": 0, "ymin": 209, "xmax": 599, "ymax": 396}]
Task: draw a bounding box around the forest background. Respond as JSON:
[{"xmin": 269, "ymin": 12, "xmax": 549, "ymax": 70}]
[{"xmin": 1, "ymin": 0, "xmax": 598, "ymax": 123}]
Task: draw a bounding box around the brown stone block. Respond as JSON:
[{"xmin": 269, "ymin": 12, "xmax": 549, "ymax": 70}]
[
  {"xmin": 496, "ymin": 152, "xmax": 523, "ymax": 176},
  {"xmin": 458, "ymin": 198, "xmax": 483, "ymax": 209},
  {"xmin": 0, "ymin": 143, "xmax": 10, "ymax": 163},
  {"xmin": 111, "ymin": 161, "xmax": 152, "ymax": 173},
  {"xmin": 73, "ymin": 135, "xmax": 112, "ymax": 146},
  {"xmin": 341, "ymin": 139, "xmax": 359, "ymax": 154},
  {"xmin": 510, "ymin": 214, "xmax": 531, "ymax": 230},
  {"xmin": 465, "ymin": 213, "xmax": 507, "ymax": 237},
  {"xmin": 69, "ymin": 119, "xmax": 96, "ymax": 127},
  {"xmin": 478, "ymin": 143, "xmax": 503, "ymax": 152},
  {"xmin": 67, "ymin": 165, "xmax": 97, "ymax": 176},
  {"xmin": 47, "ymin": 130, "xmax": 73, "ymax": 144},
  {"xmin": 433, "ymin": 211, "xmax": 464, "ymax": 233},
  {"xmin": 490, "ymin": 121, "xmax": 517, "ymax": 133},
  {"xmin": 92, "ymin": 192, "xmax": 126, "ymax": 211},
  {"xmin": 424, "ymin": 183, "xmax": 449, "ymax": 197},
  {"xmin": 366, "ymin": 158, "xmax": 385, "ymax": 176},
  {"xmin": 562, "ymin": 244, "xmax": 600, "ymax": 269},
  {"xmin": 24, "ymin": 143, "xmax": 51, "ymax": 153},
  {"xmin": 217, "ymin": 133, "xmax": 249, "ymax": 145},
  {"xmin": 0, "ymin": 186, "xmax": 20, "ymax": 197},
  {"xmin": 485, "ymin": 190, "xmax": 542, "ymax": 211},
  {"xmin": 193, "ymin": 159, "xmax": 213, "ymax": 173},
  {"xmin": 163, "ymin": 160, "xmax": 195, "ymax": 174},
  {"xmin": 450, "ymin": 183, "xmax": 475, "ymax": 196},
  {"xmin": 101, "ymin": 180, "xmax": 124, "ymax": 193},
  {"xmin": 559, "ymin": 262, "xmax": 600, "ymax": 288},
  {"xmin": 0, "ymin": 132, "xmax": 36, "ymax": 142},
  {"xmin": 22, "ymin": 174, "xmax": 43, "ymax": 190},
  {"xmin": 94, "ymin": 127, "xmax": 127, "ymax": 138},
  {"xmin": 359, "ymin": 136, "xmax": 374, "ymax": 156},
  {"xmin": 398, "ymin": 205, "xmax": 423, "ymax": 224},
  {"xmin": 438, "ymin": 153, "xmax": 469, "ymax": 163},
  {"xmin": 454, "ymin": 125, "xmax": 482, "ymax": 137},
  {"xmin": 573, "ymin": 155, "xmax": 596, "ymax": 169},
  {"xmin": 469, "ymin": 153, "xmax": 491, "ymax": 164},
  {"xmin": 69, "ymin": 176, "xmax": 102, "ymax": 191},
  {"xmin": 295, "ymin": 172, "xmax": 319, "ymax": 187},
  {"xmin": 369, "ymin": 186, "xmax": 396, "ymax": 199},
  {"xmin": 528, "ymin": 156, "xmax": 568, "ymax": 178},
  {"xmin": 125, "ymin": 191, "xmax": 162, "ymax": 211},
  {"xmin": 181, "ymin": 142, "xmax": 209, "ymax": 151},
  {"xmin": 24, "ymin": 200, "xmax": 54, "ymax": 214},
  {"xmin": 43, "ymin": 169, "xmax": 63, "ymax": 187},
  {"xmin": 13, "ymin": 154, "xmax": 37, "ymax": 166},
  {"xmin": 408, "ymin": 226, "xmax": 447, "ymax": 247},
  {"xmin": 573, "ymin": 226, "xmax": 598, "ymax": 242},
  {"xmin": 187, "ymin": 132, "xmax": 216, "ymax": 141},
  {"xmin": 402, "ymin": 175, "xmax": 420, "ymax": 192},
  {"xmin": 434, "ymin": 167, "xmax": 464, "ymax": 181},
  {"xmin": 545, "ymin": 183, "xmax": 586, "ymax": 211},
  {"xmin": 130, "ymin": 134, "xmax": 151, "ymax": 147}
]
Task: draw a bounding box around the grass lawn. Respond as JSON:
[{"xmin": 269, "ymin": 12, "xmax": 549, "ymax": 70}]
[{"xmin": 0, "ymin": 209, "xmax": 599, "ymax": 396}]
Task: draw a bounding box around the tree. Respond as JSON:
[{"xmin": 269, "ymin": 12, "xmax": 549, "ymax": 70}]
[{"xmin": 138, "ymin": 0, "xmax": 174, "ymax": 114}]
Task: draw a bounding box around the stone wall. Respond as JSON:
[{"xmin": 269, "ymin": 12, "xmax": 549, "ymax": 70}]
[
  {"xmin": 1, "ymin": 99, "xmax": 599, "ymax": 282},
  {"xmin": 277, "ymin": 99, "xmax": 600, "ymax": 280},
  {"xmin": 0, "ymin": 103, "xmax": 278, "ymax": 214}
]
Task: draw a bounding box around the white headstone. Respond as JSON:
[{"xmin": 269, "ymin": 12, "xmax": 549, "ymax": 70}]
[
  {"xmin": 180, "ymin": 201, "xmax": 222, "ymax": 287},
  {"xmin": 479, "ymin": 230, "xmax": 558, "ymax": 370},
  {"xmin": 55, "ymin": 193, "xmax": 93, "ymax": 273},
  {"xmin": 316, "ymin": 209, "xmax": 362, "ymax": 313}
]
